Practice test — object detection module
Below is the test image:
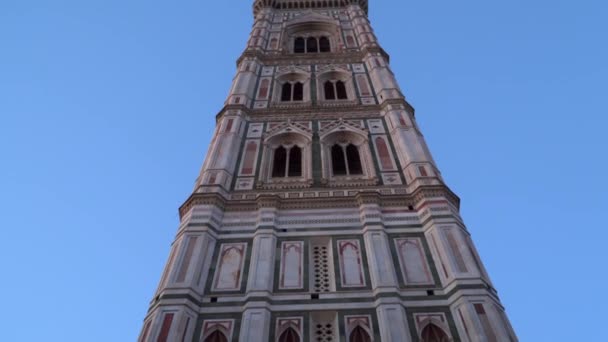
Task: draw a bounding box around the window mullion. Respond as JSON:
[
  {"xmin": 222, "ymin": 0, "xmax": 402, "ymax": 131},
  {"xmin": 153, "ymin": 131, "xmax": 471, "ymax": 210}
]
[
  {"xmin": 342, "ymin": 146, "xmax": 350, "ymax": 175},
  {"xmin": 285, "ymin": 147, "xmax": 290, "ymax": 177},
  {"xmin": 334, "ymin": 82, "xmax": 338, "ymax": 99}
]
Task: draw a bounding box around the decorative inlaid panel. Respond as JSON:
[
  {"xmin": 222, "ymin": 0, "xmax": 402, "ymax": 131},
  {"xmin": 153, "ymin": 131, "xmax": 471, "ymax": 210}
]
[
  {"xmin": 201, "ymin": 320, "xmax": 234, "ymax": 341},
  {"xmin": 279, "ymin": 241, "xmax": 304, "ymax": 290},
  {"xmin": 344, "ymin": 315, "xmax": 374, "ymax": 341},
  {"xmin": 337, "ymin": 239, "xmax": 366, "ymax": 287},
  {"xmin": 394, "ymin": 238, "xmax": 433, "ymax": 285},
  {"xmin": 275, "ymin": 317, "xmax": 303, "ymax": 342},
  {"xmin": 212, "ymin": 243, "xmax": 247, "ymax": 291}
]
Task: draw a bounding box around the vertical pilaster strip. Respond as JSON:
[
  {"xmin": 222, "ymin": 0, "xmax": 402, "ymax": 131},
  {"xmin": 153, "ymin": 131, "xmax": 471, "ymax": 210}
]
[
  {"xmin": 239, "ymin": 308, "xmax": 271, "ymax": 342},
  {"xmin": 376, "ymin": 304, "xmax": 412, "ymax": 342},
  {"xmin": 246, "ymin": 233, "xmax": 277, "ymax": 293}
]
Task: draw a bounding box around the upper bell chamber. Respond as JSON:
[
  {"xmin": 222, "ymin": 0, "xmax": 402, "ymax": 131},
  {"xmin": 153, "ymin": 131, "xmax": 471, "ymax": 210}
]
[{"xmin": 253, "ymin": 0, "xmax": 369, "ymax": 16}]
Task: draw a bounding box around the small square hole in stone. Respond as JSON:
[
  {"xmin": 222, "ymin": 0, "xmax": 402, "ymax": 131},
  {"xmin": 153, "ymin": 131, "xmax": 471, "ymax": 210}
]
[{"xmin": 210, "ymin": 297, "xmax": 218, "ymax": 303}]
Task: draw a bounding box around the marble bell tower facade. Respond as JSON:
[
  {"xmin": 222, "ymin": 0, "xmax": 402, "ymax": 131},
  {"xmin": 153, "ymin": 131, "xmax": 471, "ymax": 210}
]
[{"xmin": 138, "ymin": 1, "xmax": 517, "ymax": 341}]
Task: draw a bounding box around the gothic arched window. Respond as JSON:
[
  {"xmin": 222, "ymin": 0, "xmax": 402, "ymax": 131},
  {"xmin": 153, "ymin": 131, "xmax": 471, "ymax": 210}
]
[
  {"xmin": 281, "ymin": 82, "xmax": 304, "ymax": 102},
  {"xmin": 288, "ymin": 146, "xmax": 302, "ymax": 177},
  {"xmin": 332, "ymin": 144, "xmax": 363, "ymax": 176},
  {"xmin": 346, "ymin": 144, "xmax": 363, "ymax": 175},
  {"xmin": 331, "ymin": 144, "xmax": 347, "ymax": 175},
  {"xmin": 306, "ymin": 37, "xmax": 318, "ymax": 53},
  {"xmin": 349, "ymin": 326, "xmax": 372, "ymax": 342},
  {"xmin": 421, "ymin": 324, "xmax": 450, "ymax": 342},
  {"xmin": 294, "ymin": 37, "xmax": 305, "ymax": 53},
  {"xmin": 281, "ymin": 83, "xmax": 292, "ymax": 102},
  {"xmin": 319, "ymin": 36, "xmax": 331, "ymax": 52},
  {"xmin": 336, "ymin": 80, "xmax": 348, "ymax": 99},
  {"xmin": 278, "ymin": 327, "xmax": 300, "ymax": 342},
  {"xmin": 204, "ymin": 330, "xmax": 228, "ymax": 342},
  {"xmin": 272, "ymin": 145, "xmax": 302, "ymax": 178},
  {"xmin": 324, "ymin": 81, "xmax": 335, "ymax": 100},
  {"xmin": 324, "ymin": 80, "xmax": 348, "ymax": 100},
  {"xmin": 293, "ymin": 82, "xmax": 303, "ymax": 101},
  {"xmin": 272, "ymin": 146, "xmax": 287, "ymax": 177}
]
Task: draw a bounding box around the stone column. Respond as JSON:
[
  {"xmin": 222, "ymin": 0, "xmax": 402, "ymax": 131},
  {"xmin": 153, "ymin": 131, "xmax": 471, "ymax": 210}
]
[
  {"xmin": 238, "ymin": 308, "xmax": 271, "ymax": 342},
  {"xmin": 246, "ymin": 232, "xmax": 276, "ymax": 294},
  {"xmin": 358, "ymin": 192, "xmax": 399, "ymax": 289},
  {"xmin": 376, "ymin": 304, "xmax": 413, "ymax": 342}
]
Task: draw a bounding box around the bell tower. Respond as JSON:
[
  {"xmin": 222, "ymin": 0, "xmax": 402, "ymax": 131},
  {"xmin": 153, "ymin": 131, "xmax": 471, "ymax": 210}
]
[{"xmin": 138, "ymin": 1, "xmax": 517, "ymax": 341}]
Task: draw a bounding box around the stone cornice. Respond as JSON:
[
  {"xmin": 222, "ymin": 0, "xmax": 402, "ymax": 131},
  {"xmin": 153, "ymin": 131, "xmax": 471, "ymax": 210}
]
[
  {"xmin": 215, "ymin": 98, "xmax": 416, "ymax": 122},
  {"xmin": 178, "ymin": 185, "xmax": 461, "ymax": 219},
  {"xmin": 253, "ymin": 0, "xmax": 369, "ymax": 18},
  {"xmin": 236, "ymin": 46, "xmax": 389, "ymax": 67}
]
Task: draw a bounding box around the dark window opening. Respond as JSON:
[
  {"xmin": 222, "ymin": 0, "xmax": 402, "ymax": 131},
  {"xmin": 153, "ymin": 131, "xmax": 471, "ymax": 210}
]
[
  {"xmin": 349, "ymin": 326, "xmax": 372, "ymax": 342},
  {"xmin": 331, "ymin": 144, "xmax": 347, "ymax": 175},
  {"xmin": 272, "ymin": 146, "xmax": 287, "ymax": 177},
  {"xmin": 294, "ymin": 37, "xmax": 305, "ymax": 53},
  {"xmin": 288, "ymin": 146, "xmax": 302, "ymax": 177},
  {"xmin": 346, "ymin": 144, "xmax": 362, "ymax": 175},
  {"xmin": 278, "ymin": 327, "xmax": 300, "ymax": 342},
  {"xmin": 203, "ymin": 331, "xmax": 228, "ymax": 342},
  {"xmin": 324, "ymin": 81, "xmax": 336, "ymax": 100},
  {"xmin": 421, "ymin": 324, "xmax": 450, "ymax": 342},
  {"xmin": 306, "ymin": 37, "xmax": 318, "ymax": 53},
  {"xmin": 336, "ymin": 80, "xmax": 348, "ymax": 99},
  {"xmin": 293, "ymin": 82, "xmax": 303, "ymax": 101},
  {"xmin": 319, "ymin": 36, "xmax": 331, "ymax": 52},
  {"xmin": 281, "ymin": 83, "xmax": 292, "ymax": 102}
]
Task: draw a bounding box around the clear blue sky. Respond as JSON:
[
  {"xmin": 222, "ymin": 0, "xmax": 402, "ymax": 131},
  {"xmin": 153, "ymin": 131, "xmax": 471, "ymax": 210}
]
[{"xmin": 1, "ymin": 1, "xmax": 606, "ymax": 341}]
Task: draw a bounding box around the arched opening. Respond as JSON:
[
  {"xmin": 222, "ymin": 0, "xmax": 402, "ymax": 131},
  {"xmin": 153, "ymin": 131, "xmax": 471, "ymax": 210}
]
[
  {"xmin": 336, "ymin": 80, "xmax": 347, "ymax": 99},
  {"xmin": 331, "ymin": 144, "xmax": 347, "ymax": 175},
  {"xmin": 349, "ymin": 326, "xmax": 372, "ymax": 342},
  {"xmin": 293, "ymin": 82, "xmax": 304, "ymax": 101},
  {"xmin": 288, "ymin": 146, "xmax": 302, "ymax": 177},
  {"xmin": 272, "ymin": 146, "xmax": 287, "ymax": 177},
  {"xmin": 281, "ymin": 83, "xmax": 292, "ymax": 102},
  {"xmin": 294, "ymin": 37, "xmax": 305, "ymax": 53},
  {"xmin": 319, "ymin": 36, "xmax": 331, "ymax": 52},
  {"xmin": 306, "ymin": 37, "xmax": 318, "ymax": 53},
  {"xmin": 421, "ymin": 323, "xmax": 450, "ymax": 342},
  {"xmin": 346, "ymin": 144, "xmax": 362, "ymax": 175},
  {"xmin": 203, "ymin": 330, "xmax": 228, "ymax": 342},
  {"xmin": 324, "ymin": 81, "xmax": 336, "ymax": 100},
  {"xmin": 278, "ymin": 327, "xmax": 300, "ymax": 342}
]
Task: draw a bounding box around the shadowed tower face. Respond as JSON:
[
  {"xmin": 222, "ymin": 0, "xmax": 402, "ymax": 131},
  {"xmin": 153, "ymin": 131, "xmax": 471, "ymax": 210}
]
[{"xmin": 138, "ymin": 1, "xmax": 517, "ymax": 341}]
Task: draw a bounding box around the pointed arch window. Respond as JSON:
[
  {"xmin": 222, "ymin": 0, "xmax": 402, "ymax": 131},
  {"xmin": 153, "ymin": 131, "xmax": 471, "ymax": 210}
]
[
  {"xmin": 331, "ymin": 144, "xmax": 347, "ymax": 175},
  {"xmin": 293, "ymin": 36, "xmax": 331, "ymax": 53},
  {"xmin": 319, "ymin": 36, "xmax": 331, "ymax": 52},
  {"xmin": 331, "ymin": 144, "xmax": 362, "ymax": 176},
  {"xmin": 294, "ymin": 37, "xmax": 305, "ymax": 53},
  {"xmin": 421, "ymin": 324, "xmax": 450, "ymax": 342},
  {"xmin": 278, "ymin": 327, "xmax": 300, "ymax": 342},
  {"xmin": 204, "ymin": 330, "xmax": 228, "ymax": 342},
  {"xmin": 293, "ymin": 82, "xmax": 303, "ymax": 101},
  {"xmin": 346, "ymin": 144, "xmax": 363, "ymax": 174},
  {"xmin": 288, "ymin": 146, "xmax": 302, "ymax": 177},
  {"xmin": 272, "ymin": 146, "xmax": 287, "ymax": 177},
  {"xmin": 336, "ymin": 81, "xmax": 347, "ymax": 99},
  {"xmin": 272, "ymin": 145, "xmax": 302, "ymax": 178},
  {"xmin": 349, "ymin": 326, "xmax": 372, "ymax": 342},
  {"xmin": 324, "ymin": 80, "xmax": 348, "ymax": 100},
  {"xmin": 281, "ymin": 82, "xmax": 304, "ymax": 102},
  {"xmin": 281, "ymin": 83, "xmax": 292, "ymax": 102},
  {"xmin": 324, "ymin": 81, "xmax": 336, "ymax": 100}
]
